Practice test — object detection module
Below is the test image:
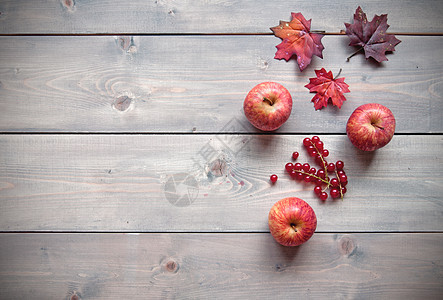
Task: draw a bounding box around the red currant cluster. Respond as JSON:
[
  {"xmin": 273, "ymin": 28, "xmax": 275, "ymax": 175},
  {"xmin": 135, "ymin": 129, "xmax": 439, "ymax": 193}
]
[{"xmin": 271, "ymin": 136, "xmax": 348, "ymax": 201}]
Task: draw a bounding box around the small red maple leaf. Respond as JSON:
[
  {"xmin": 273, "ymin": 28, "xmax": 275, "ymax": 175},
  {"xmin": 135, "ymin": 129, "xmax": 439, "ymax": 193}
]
[
  {"xmin": 305, "ymin": 68, "xmax": 350, "ymax": 110},
  {"xmin": 270, "ymin": 12, "xmax": 324, "ymax": 71},
  {"xmin": 345, "ymin": 6, "xmax": 401, "ymax": 62}
]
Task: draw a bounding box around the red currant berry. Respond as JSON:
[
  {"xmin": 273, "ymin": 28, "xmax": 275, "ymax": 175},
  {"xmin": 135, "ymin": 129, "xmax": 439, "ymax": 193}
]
[
  {"xmin": 303, "ymin": 138, "xmax": 311, "ymax": 147},
  {"xmin": 337, "ymin": 170, "xmax": 346, "ymax": 176},
  {"xmin": 321, "ymin": 149, "xmax": 329, "ymax": 157},
  {"xmin": 292, "ymin": 151, "xmax": 299, "ymax": 160},
  {"xmin": 319, "ymin": 192, "xmax": 328, "ymax": 201},
  {"xmin": 315, "ymin": 141, "xmax": 324, "ymax": 151},
  {"xmin": 295, "ymin": 172, "xmax": 304, "ymax": 181},
  {"xmin": 314, "ymin": 186, "xmax": 322, "ymax": 195},
  {"xmin": 339, "ymin": 174, "xmax": 348, "ymax": 183},
  {"xmin": 309, "ymin": 168, "xmax": 316, "ymax": 175},
  {"xmin": 285, "ymin": 162, "xmax": 293, "ymax": 172},
  {"xmin": 330, "ymin": 178, "xmax": 339, "ymax": 187},
  {"xmin": 330, "ymin": 188, "xmax": 340, "ymax": 198},
  {"xmin": 307, "ymin": 145, "xmax": 315, "ymax": 153},
  {"xmin": 309, "ymin": 150, "xmax": 318, "ymax": 157},
  {"xmin": 293, "ymin": 163, "xmax": 302, "ymax": 170},
  {"xmin": 270, "ymin": 174, "xmax": 278, "ymax": 183},
  {"xmin": 336, "ymin": 160, "xmax": 344, "ymax": 170},
  {"xmin": 303, "ymin": 175, "xmax": 311, "ymax": 183},
  {"xmin": 341, "ymin": 186, "xmax": 347, "ymax": 194},
  {"xmin": 302, "ymin": 163, "xmax": 311, "ymax": 172},
  {"xmin": 327, "ymin": 163, "xmax": 335, "ymax": 172},
  {"xmin": 312, "ymin": 136, "xmax": 320, "ymax": 143},
  {"xmin": 317, "ymin": 169, "xmax": 326, "ymax": 179},
  {"xmin": 314, "ymin": 155, "xmax": 323, "ymax": 165},
  {"xmin": 315, "ymin": 178, "xmax": 323, "ymax": 185},
  {"xmin": 341, "ymin": 180, "xmax": 348, "ymax": 187}
]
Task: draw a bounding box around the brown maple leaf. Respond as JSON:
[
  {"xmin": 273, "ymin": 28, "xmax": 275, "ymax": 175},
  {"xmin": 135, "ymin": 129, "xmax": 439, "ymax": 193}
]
[
  {"xmin": 305, "ymin": 68, "xmax": 350, "ymax": 110},
  {"xmin": 270, "ymin": 12, "xmax": 324, "ymax": 71},
  {"xmin": 345, "ymin": 6, "xmax": 401, "ymax": 62}
]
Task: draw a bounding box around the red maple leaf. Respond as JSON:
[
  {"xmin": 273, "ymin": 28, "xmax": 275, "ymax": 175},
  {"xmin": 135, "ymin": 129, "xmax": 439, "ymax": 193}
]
[
  {"xmin": 270, "ymin": 12, "xmax": 324, "ymax": 71},
  {"xmin": 345, "ymin": 6, "xmax": 401, "ymax": 62},
  {"xmin": 305, "ymin": 68, "xmax": 350, "ymax": 110}
]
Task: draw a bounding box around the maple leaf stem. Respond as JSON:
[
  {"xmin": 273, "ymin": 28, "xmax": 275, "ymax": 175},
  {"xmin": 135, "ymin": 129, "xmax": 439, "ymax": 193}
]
[
  {"xmin": 334, "ymin": 68, "xmax": 343, "ymax": 80},
  {"xmin": 346, "ymin": 47, "xmax": 364, "ymax": 62}
]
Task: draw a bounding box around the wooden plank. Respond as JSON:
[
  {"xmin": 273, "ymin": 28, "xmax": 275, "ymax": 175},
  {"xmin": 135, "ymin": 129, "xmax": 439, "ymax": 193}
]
[
  {"xmin": 0, "ymin": 233, "xmax": 442, "ymax": 299},
  {"xmin": 0, "ymin": 0, "xmax": 442, "ymax": 34},
  {"xmin": 0, "ymin": 35, "xmax": 441, "ymax": 133},
  {"xmin": 1, "ymin": 134, "xmax": 441, "ymax": 232}
]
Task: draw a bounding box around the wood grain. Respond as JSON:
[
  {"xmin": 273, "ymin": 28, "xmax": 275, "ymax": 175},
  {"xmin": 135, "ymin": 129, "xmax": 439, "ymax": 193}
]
[
  {"xmin": 0, "ymin": 35, "xmax": 441, "ymax": 133},
  {"xmin": 1, "ymin": 134, "xmax": 441, "ymax": 232},
  {"xmin": 0, "ymin": 233, "xmax": 441, "ymax": 299},
  {"xmin": 0, "ymin": 1, "xmax": 441, "ymax": 298},
  {"xmin": 0, "ymin": 0, "xmax": 442, "ymax": 34}
]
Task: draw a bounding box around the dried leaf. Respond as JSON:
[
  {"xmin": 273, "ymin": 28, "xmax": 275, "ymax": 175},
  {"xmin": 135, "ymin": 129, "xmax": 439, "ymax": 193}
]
[
  {"xmin": 345, "ymin": 6, "xmax": 401, "ymax": 62},
  {"xmin": 271, "ymin": 12, "xmax": 325, "ymax": 71},
  {"xmin": 305, "ymin": 68, "xmax": 350, "ymax": 110}
]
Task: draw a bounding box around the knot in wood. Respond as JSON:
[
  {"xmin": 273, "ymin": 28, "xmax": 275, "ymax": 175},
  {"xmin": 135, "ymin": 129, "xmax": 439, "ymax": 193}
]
[
  {"xmin": 164, "ymin": 259, "xmax": 179, "ymax": 273},
  {"xmin": 70, "ymin": 292, "xmax": 81, "ymax": 300},
  {"xmin": 61, "ymin": 0, "xmax": 76, "ymax": 12},
  {"xmin": 209, "ymin": 158, "xmax": 228, "ymax": 177},
  {"xmin": 274, "ymin": 263, "xmax": 286, "ymax": 272},
  {"xmin": 339, "ymin": 235, "xmax": 356, "ymax": 256},
  {"xmin": 113, "ymin": 96, "xmax": 133, "ymax": 112},
  {"xmin": 117, "ymin": 36, "xmax": 131, "ymax": 51}
]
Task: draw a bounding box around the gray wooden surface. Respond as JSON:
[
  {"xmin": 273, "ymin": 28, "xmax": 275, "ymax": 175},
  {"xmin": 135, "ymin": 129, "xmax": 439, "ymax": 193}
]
[
  {"xmin": 0, "ymin": 35, "xmax": 441, "ymax": 133},
  {"xmin": 0, "ymin": 1, "xmax": 442, "ymax": 299},
  {"xmin": 0, "ymin": 0, "xmax": 442, "ymax": 34},
  {"xmin": 1, "ymin": 233, "xmax": 442, "ymax": 299},
  {"xmin": 1, "ymin": 134, "xmax": 441, "ymax": 232}
]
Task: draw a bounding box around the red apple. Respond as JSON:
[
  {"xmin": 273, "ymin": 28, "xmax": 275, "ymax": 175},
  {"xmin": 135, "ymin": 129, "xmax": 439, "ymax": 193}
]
[
  {"xmin": 346, "ymin": 103, "xmax": 396, "ymax": 151},
  {"xmin": 243, "ymin": 82, "xmax": 293, "ymax": 131},
  {"xmin": 268, "ymin": 197, "xmax": 317, "ymax": 247}
]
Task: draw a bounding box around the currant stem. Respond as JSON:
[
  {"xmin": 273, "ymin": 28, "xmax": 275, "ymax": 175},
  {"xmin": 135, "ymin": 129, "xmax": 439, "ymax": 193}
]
[
  {"xmin": 335, "ymin": 169, "xmax": 344, "ymax": 201},
  {"xmin": 295, "ymin": 170, "xmax": 330, "ymax": 185},
  {"xmin": 346, "ymin": 47, "xmax": 364, "ymax": 62},
  {"xmin": 310, "ymin": 140, "xmax": 329, "ymax": 180}
]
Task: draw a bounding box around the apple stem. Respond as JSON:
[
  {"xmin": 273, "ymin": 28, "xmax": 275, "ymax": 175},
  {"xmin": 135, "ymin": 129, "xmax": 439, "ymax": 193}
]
[
  {"xmin": 291, "ymin": 224, "xmax": 298, "ymax": 232},
  {"xmin": 346, "ymin": 47, "xmax": 364, "ymax": 62},
  {"xmin": 372, "ymin": 123, "xmax": 385, "ymax": 130},
  {"xmin": 263, "ymin": 97, "xmax": 274, "ymax": 106}
]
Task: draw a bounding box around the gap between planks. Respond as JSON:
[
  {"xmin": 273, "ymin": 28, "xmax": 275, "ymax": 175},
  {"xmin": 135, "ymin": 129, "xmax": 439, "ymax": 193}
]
[
  {"xmin": 0, "ymin": 231, "xmax": 442, "ymax": 234},
  {"xmin": 0, "ymin": 32, "xmax": 442, "ymax": 37},
  {"xmin": 0, "ymin": 132, "xmax": 442, "ymax": 136}
]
